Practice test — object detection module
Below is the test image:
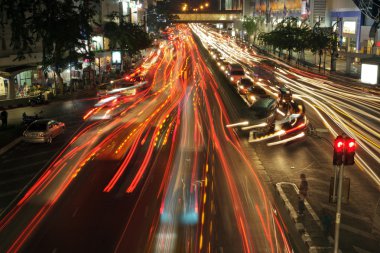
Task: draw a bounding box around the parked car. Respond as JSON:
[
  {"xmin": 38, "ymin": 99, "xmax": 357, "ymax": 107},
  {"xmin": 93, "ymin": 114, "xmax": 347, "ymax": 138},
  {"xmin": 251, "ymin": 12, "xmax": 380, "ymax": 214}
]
[
  {"xmin": 245, "ymin": 86, "xmax": 269, "ymax": 105},
  {"xmin": 237, "ymin": 78, "xmax": 254, "ymax": 95},
  {"xmin": 23, "ymin": 119, "xmax": 65, "ymax": 143}
]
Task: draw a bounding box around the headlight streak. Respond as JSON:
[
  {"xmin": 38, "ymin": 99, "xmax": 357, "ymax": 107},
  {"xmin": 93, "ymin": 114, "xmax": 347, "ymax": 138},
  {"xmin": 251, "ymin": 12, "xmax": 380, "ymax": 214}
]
[{"xmin": 195, "ymin": 23, "xmax": 379, "ymax": 185}]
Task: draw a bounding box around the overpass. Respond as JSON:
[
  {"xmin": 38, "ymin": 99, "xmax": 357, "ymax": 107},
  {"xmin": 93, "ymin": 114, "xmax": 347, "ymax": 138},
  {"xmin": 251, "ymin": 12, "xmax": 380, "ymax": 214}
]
[{"xmin": 171, "ymin": 11, "xmax": 242, "ymax": 23}]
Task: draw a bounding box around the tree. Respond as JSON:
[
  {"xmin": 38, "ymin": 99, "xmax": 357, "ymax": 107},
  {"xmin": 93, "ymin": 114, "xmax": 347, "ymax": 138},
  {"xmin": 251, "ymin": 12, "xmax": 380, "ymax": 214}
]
[
  {"xmin": 309, "ymin": 24, "xmax": 330, "ymax": 71},
  {"xmin": 0, "ymin": 0, "xmax": 99, "ymax": 94},
  {"xmin": 242, "ymin": 16, "xmax": 264, "ymax": 43},
  {"xmin": 103, "ymin": 15, "xmax": 151, "ymax": 70}
]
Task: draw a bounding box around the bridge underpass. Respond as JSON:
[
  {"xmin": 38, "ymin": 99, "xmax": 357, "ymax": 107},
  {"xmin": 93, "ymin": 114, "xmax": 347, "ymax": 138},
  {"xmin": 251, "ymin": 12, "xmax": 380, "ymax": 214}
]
[{"xmin": 172, "ymin": 11, "xmax": 242, "ymax": 23}]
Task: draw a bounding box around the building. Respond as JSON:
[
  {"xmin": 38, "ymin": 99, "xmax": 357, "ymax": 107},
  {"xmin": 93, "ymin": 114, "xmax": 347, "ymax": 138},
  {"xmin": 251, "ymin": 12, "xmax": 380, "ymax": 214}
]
[{"xmin": 0, "ymin": 0, "xmax": 148, "ymax": 99}]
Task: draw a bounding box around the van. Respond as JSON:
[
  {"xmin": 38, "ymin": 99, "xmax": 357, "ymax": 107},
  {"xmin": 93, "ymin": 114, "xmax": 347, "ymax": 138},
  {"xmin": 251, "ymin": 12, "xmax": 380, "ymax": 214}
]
[{"xmin": 227, "ymin": 64, "xmax": 245, "ymax": 85}]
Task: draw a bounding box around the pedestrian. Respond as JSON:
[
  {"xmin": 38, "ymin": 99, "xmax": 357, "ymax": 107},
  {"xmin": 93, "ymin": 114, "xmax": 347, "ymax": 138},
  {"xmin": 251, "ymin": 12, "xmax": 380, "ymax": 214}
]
[
  {"xmin": 321, "ymin": 209, "xmax": 332, "ymax": 237},
  {"xmin": 298, "ymin": 173, "xmax": 308, "ymax": 216},
  {"xmin": 1, "ymin": 109, "xmax": 8, "ymax": 128}
]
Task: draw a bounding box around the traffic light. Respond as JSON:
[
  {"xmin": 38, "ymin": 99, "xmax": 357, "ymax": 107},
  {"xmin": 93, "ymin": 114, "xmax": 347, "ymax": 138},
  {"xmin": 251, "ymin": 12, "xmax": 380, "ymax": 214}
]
[
  {"xmin": 333, "ymin": 135, "xmax": 344, "ymax": 165},
  {"xmin": 344, "ymin": 138, "xmax": 356, "ymax": 165}
]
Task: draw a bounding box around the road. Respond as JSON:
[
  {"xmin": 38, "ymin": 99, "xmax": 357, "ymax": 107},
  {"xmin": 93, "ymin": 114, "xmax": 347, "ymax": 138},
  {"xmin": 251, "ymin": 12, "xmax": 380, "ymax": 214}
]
[
  {"xmin": 0, "ymin": 25, "xmax": 292, "ymax": 253},
  {"xmin": 0, "ymin": 98, "xmax": 96, "ymax": 212},
  {"xmin": 191, "ymin": 24, "xmax": 380, "ymax": 252}
]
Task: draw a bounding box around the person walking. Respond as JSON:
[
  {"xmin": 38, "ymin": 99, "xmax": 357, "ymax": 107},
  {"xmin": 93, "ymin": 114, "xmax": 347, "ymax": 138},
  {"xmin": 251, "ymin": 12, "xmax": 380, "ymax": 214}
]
[
  {"xmin": 298, "ymin": 173, "xmax": 308, "ymax": 216},
  {"xmin": 1, "ymin": 109, "xmax": 8, "ymax": 128}
]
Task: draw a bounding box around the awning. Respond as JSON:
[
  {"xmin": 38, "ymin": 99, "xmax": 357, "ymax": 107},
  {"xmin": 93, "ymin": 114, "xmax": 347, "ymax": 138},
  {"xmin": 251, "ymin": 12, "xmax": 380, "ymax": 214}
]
[
  {"xmin": 0, "ymin": 71, "xmax": 11, "ymax": 78},
  {"xmin": 0, "ymin": 64, "xmax": 37, "ymax": 77}
]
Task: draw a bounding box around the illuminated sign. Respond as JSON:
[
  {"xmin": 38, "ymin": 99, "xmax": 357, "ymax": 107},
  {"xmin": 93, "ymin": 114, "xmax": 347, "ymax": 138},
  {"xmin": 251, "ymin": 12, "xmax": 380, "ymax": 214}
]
[
  {"xmin": 361, "ymin": 64, "xmax": 378, "ymax": 85},
  {"xmin": 112, "ymin": 51, "xmax": 122, "ymax": 64},
  {"xmin": 92, "ymin": 36, "xmax": 104, "ymax": 51},
  {"xmin": 343, "ymin": 21, "xmax": 356, "ymax": 34}
]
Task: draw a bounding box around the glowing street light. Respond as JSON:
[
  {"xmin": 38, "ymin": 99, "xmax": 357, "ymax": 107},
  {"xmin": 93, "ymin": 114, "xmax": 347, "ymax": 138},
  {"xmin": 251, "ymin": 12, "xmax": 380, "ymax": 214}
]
[
  {"xmin": 200, "ymin": 5, "xmax": 204, "ymax": 10},
  {"xmin": 205, "ymin": 2, "xmax": 209, "ymax": 7}
]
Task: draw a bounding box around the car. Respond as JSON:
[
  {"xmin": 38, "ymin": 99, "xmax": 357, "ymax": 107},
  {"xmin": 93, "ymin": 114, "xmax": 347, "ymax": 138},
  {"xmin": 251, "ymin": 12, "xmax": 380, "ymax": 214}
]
[
  {"xmin": 218, "ymin": 60, "xmax": 230, "ymax": 73},
  {"xmin": 227, "ymin": 64, "xmax": 245, "ymax": 85},
  {"xmin": 96, "ymin": 83, "xmax": 112, "ymax": 98},
  {"xmin": 245, "ymin": 86, "xmax": 269, "ymax": 104},
  {"xmin": 250, "ymin": 97, "xmax": 278, "ymax": 118},
  {"xmin": 237, "ymin": 78, "xmax": 254, "ymax": 94},
  {"xmin": 23, "ymin": 119, "xmax": 65, "ymax": 143}
]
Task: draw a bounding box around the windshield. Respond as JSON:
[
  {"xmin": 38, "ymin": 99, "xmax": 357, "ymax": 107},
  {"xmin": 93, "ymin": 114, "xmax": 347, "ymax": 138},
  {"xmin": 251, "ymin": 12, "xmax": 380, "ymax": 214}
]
[
  {"xmin": 28, "ymin": 122, "xmax": 47, "ymax": 131},
  {"xmin": 231, "ymin": 70, "xmax": 244, "ymax": 75},
  {"xmin": 249, "ymin": 87, "xmax": 266, "ymax": 94},
  {"xmin": 241, "ymin": 79, "xmax": 253, "ymax": 85}
]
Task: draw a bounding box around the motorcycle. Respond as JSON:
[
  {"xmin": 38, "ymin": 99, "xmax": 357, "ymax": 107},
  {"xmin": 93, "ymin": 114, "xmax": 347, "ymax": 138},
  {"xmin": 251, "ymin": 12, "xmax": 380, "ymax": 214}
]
[
  {"xmin": 22, "ymin": 111, "xmax": 43, "ymax": 126},
  {"xmin": 28, "ymin": 93, "xmax": 46, "ymax": 106}
]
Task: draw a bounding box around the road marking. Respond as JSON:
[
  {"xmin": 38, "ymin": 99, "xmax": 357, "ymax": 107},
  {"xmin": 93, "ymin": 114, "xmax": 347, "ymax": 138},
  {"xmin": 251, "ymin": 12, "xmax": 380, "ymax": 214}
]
[
  {"xmin": 340, "ymin": 223, "xmax": 376, "ymax": 240},
  {"xmin": 1, "ymin": 150, "xmax": 53, "ymax": 164},
  {"xmin": 0, "ymin": 173, "xmax": 34, "ymax": 186},
  {"xmin": 0, "ymin": 161, "xmax": 47, "ymax": 174},
  {"xmin": 353, "ymin": 246, "xmax": 374, "ymax": 253},
  {"xmin": 320, "ymin": 203, "xmax": 371, "ymax": 223},
  {"xmin": 72, "ymin": 208, "xmax": 79, "ymax": 218},
  {"xmin": 0, "ymin": 189, "xmax": 20, "ymax": 199}
]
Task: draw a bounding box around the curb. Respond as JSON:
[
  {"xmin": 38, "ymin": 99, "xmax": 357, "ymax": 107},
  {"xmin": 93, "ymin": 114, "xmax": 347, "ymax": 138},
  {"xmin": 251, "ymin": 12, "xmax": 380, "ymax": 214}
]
[
  {"xmin": 276, "ymin": 182, "xmax": 337, "ymax": 253},
  {"xmin": 0, "ymin": 137, "xmax": 22, "ymax": 156}
]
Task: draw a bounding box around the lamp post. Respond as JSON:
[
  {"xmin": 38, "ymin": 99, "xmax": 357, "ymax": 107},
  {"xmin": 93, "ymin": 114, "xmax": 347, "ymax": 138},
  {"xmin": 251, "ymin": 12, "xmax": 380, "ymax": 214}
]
[{"xmin": 330, "ymin": 18, "xmax": 342, "ymax": 72}]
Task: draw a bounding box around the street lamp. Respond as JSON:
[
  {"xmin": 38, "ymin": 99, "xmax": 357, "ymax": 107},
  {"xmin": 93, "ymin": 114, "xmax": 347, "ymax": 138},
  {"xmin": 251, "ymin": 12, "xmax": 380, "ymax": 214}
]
[{"xmin": 330, "ymin": 18, "xmax": 342, "ymax": 72}]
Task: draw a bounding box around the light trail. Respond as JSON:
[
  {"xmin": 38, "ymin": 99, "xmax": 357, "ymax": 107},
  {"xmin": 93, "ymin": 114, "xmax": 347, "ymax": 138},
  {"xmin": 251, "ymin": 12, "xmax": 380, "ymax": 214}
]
[{"xmin": 193, "ymin": 23, "xmax": 380, "ymax": 186}]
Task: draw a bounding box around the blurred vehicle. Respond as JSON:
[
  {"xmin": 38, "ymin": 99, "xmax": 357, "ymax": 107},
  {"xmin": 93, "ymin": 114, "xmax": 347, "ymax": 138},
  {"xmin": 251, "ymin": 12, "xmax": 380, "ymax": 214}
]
[
  {"xmin": 227, "ymin": 64, "xmax": 245, "ymax": 85},
  {"xmin": 245, "ymin": 86, "xmax": 269, "ymax": 105},
  {"xmin": 97, "ymin": 83, "xmax": 112, "ymax": 98},
  {"xmin": 237, "ymin": 78, "xmax": 254, "ymax": 95},
  {"xmin": 218, "ymin": 60, "xmax": 230, "ymax": 73},
  {"xmin": 23, "ymin": 119, "xmax": 65, "ymax": 143},
  {"xmin": 250, "ymin": 97, "xmax": 278, "ymax": 118},
  {"xmin": 28, "ymin": 93, "xmax": 46, "ymax": 106}
]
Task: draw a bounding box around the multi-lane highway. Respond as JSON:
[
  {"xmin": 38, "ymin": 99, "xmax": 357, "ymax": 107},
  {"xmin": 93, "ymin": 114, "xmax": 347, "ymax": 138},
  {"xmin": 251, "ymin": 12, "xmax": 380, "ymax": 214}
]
[
  {"xmin": 191, "ymin": 24, "xmax": 380, "ymax": 252},
  {"xmin": 0, "ymin": 25, "xmax": 292, "ymax": 253}
]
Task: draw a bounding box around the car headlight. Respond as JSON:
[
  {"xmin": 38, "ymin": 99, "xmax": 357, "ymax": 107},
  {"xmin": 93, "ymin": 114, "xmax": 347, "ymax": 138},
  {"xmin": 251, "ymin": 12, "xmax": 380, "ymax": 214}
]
[
  {"xmin": 239, "ymin": 85, "xmax": 244, "ymax": 89},
  {"xmin": 250, "ymin": 96, "xmax": 256, "ymax": 102},
  {"xmin": 230, "ymin": 77, "xmax": 234, "ymax": 81},
  {"xmin": 38, "ymin": 133, "xmax": 46, "ymax": 137},
  {"xmin": 221, "ymin": 66, "xmax": 225, "ymax": 70}
]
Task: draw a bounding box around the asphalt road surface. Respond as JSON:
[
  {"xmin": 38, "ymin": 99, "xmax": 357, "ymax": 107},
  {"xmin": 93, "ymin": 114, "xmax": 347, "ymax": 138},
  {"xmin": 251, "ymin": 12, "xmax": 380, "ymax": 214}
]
[{"xmin": 191, "ymin": 24, "xmax": 380, "ymax": 253}]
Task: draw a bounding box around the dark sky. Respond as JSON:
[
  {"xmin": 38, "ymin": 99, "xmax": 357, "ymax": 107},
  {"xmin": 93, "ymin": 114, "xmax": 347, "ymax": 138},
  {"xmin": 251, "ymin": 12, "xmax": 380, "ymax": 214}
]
[{"xmin": 168, "ymin": 0, "xmax": 219, "ymax": 12}]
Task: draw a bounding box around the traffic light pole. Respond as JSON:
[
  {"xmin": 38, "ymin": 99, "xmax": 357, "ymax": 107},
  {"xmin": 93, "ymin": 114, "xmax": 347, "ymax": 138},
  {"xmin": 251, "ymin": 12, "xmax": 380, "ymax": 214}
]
[
  {"xmin": 332, "ymin": 165, "xmax": 338, "ymax": 202},
  {"xmin": 333, "ymin": 164, "xmax": 344, "ymax": 253}
]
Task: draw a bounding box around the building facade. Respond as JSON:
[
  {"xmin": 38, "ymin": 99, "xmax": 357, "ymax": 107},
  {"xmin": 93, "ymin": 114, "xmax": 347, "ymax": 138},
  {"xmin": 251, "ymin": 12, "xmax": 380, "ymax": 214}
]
[{"xmin": 0, "ymin": 0, "xmax": 148, "ymax": 99}]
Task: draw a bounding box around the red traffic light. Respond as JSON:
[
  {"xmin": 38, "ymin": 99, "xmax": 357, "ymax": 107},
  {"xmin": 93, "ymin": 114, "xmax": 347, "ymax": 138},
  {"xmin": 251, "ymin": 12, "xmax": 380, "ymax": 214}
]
[
  {"xmin": 346, "ymin": 138, "xmax": 356, "ymax": 152},
  {"xmin": 333, "ymin": 135, "xmax": 356, "ymax": 166},
  {"xmin": 334, "ymin": 136, "xmax": 345, "ymax": 153}
]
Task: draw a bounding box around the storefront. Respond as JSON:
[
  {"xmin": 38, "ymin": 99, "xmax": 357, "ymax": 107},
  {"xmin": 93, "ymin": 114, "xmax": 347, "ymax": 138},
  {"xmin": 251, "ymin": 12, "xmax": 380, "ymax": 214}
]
[{"xmin": 330, "ymin": 11, "xmax": 362, "ymax": 53}]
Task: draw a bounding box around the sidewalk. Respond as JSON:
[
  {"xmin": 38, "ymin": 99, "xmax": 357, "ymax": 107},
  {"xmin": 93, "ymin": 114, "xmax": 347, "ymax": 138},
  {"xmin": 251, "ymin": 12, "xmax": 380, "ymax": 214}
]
[
  {"xmin": 276, "ymin": 182, "xmax": 334, "ymax": 253},
  {"xmin": 251, "ymin": 44, "xmax": 380, "ymax": 94}
]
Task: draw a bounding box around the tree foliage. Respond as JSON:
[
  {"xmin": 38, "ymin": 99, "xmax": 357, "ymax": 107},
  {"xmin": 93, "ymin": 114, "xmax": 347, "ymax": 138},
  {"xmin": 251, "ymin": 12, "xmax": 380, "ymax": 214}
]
[
  {"xmin": 259, "ymin": 17, "xmax": 334, "ymax": 69},
  {"xmin": 0, "ymin": 0, "xmax": 99, "ymax": 92},
  {"xmin": 242, "ymin": 16, "xmax": 264, "ymax": 42}
]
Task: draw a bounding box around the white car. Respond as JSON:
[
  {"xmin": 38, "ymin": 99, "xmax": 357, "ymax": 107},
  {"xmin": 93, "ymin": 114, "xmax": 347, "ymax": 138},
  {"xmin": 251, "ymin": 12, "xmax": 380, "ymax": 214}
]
[{"xmin": 23, "ymin": 119, "xmax": 65, "ymax": 143}]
